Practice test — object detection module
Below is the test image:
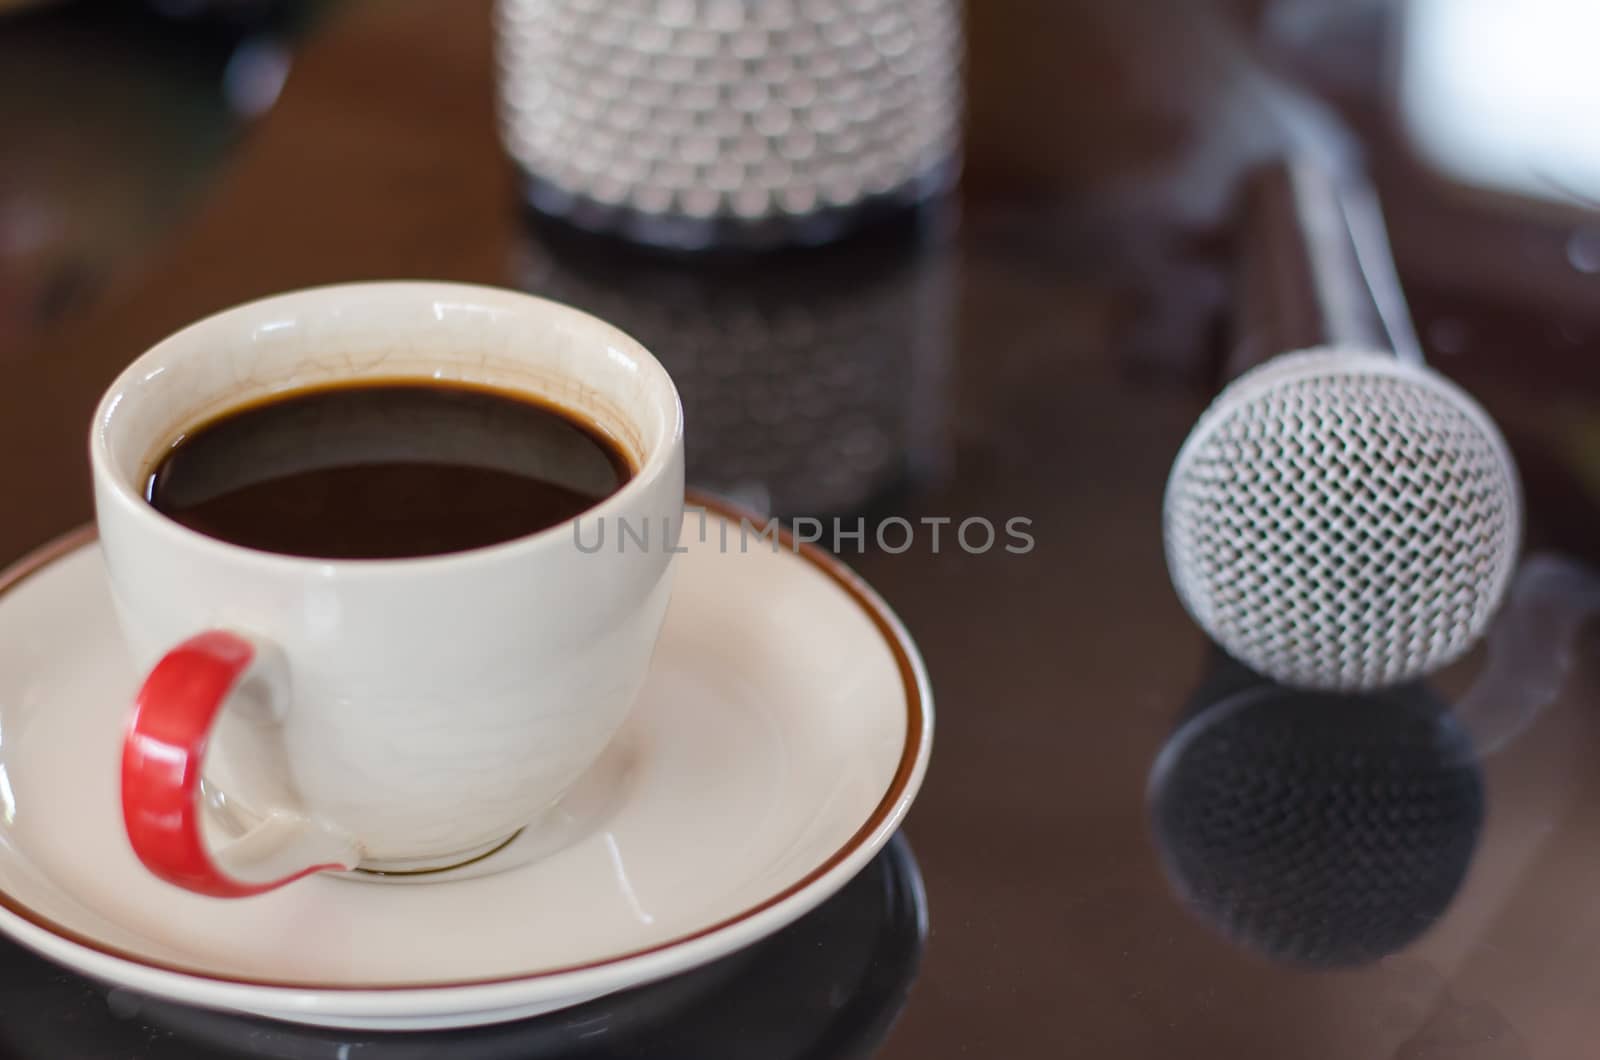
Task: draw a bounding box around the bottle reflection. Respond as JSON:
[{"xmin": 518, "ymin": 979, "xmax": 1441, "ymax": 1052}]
[
  {"xmin": 74, "ymin": 835, "xmax": 927, "ymax": 1059},
  {"xmin": 511, "ymin": 205, "xmax": 958, "ymax": 522},
  {"xmin": 1147, "ymin": 657, "xmax": 1486, "ymax": 969}
]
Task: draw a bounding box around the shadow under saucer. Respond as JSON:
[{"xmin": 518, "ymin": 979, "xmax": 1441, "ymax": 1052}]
[{"xmin": 0, "ymin": 834, "xmax": 927, "ymax": 1060}]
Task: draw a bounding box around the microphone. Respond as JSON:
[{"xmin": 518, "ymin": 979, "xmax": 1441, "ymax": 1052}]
[
  {"xmin": 1163, "ymin": 154, "xmax": 1523, "ymax": 691},
  {"xmin": 1147, "ymin": 655, "xmax": 1485, "ymax": 969}
]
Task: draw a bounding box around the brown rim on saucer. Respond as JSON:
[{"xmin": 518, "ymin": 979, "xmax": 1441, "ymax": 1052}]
[{"xmin": 0, "ymin": 492, "xmax": 928, "ymax": 993}]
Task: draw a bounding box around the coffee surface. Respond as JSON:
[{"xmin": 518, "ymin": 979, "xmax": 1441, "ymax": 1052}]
[{"xmin": 146, "ymin": 382, "xmax": 631, "ymax": 558}]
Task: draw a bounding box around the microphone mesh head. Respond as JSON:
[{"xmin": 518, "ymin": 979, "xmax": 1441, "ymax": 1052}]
[
  {"xmin": 1164, "ymin": 349, "xmax": 1522, "ymax": 691},
  {"xmin": 1149, "ymin": 680, "xmax": 1484, "ymax": 968}
]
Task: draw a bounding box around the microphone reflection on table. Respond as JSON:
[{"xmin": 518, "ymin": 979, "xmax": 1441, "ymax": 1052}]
[
  {"xmin": 1149, "ymin": 552, "xmax": 1600, "ymax": 969},
  {"xmin": 21, "ymin": 835, "xmax": 925, "ymax": 1060},
  {"xmin": 1147, "ymin": 654, "xmax": 1486, "ymax": 969}
]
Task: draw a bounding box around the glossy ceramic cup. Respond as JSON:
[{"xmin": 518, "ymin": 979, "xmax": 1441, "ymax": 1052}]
[{"xmin": 91, "ymin": 282, "xmax": 685, "ymax": 897}]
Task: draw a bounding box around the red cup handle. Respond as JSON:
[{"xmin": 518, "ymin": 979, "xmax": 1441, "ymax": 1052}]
[{"xmin": 121, "ymin": 631, "xmax": 361, "ymax": 897}]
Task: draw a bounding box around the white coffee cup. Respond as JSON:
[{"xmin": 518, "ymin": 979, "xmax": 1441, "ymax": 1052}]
[{"xmin": 92, "ymin": 281, "xmax": 684, "ymax": 897}]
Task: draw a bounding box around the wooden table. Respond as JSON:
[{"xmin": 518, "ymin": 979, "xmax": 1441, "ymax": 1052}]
[{"xmin": 2, "ymin": 1, "xmax": 1598, "ymax": 1056}]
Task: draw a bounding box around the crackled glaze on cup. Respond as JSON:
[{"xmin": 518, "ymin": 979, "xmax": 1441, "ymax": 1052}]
[{"xmin": 91, "ymin": 282, "xmax": 685, "ymax": 869}]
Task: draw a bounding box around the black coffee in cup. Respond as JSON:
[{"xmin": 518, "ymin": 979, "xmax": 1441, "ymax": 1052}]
[{"xmin": 145, "ymin": 381, "xmax": 633, "ymax": 559}]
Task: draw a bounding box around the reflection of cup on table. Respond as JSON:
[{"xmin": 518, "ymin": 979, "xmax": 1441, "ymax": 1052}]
[{"xmin": 77, "ymin": 834, "xmax": 928, "ymax": 1058}]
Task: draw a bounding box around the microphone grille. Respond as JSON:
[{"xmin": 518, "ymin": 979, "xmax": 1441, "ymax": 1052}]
[{"xmin": 1164, "ymin": 350, "xmax": 1521, "ymax": 691}]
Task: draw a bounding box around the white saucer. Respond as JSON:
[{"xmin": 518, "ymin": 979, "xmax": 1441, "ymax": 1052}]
[{"xmin": 0, "ymin": 502, "xmax": 931, "ymax": 1030}]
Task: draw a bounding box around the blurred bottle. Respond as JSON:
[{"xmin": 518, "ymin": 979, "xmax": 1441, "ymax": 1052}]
[
  {"xmin": 493, "ymin": 0, "xmax": 962, "ymax": 252},
  {"xmin": 496, "ymin": 0, "xmax": 964, "ymax": 521}
]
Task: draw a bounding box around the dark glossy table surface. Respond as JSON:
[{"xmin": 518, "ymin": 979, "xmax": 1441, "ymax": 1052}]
[{"xmin": 3, "ymin": 1, "xmax": 1600, "ymax": 1057}]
